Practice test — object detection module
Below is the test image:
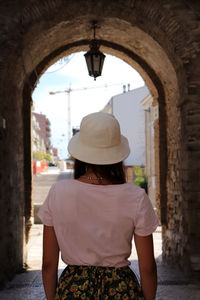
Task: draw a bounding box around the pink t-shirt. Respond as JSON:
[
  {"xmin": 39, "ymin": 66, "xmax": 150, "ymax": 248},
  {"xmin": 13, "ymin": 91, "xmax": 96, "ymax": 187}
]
[{"xmin": 38, "ymin": 179, "xmax": 159, "ymax": 267}]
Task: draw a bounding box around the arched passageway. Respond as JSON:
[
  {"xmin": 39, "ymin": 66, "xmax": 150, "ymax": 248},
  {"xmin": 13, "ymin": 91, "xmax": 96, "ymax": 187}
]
[{"xmin": 0, "ymin": 0, "xmax": 200, "ymax": 285}]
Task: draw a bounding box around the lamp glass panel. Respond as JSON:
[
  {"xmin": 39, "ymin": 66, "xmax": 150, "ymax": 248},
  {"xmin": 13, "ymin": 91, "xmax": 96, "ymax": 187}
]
[
  {"xmin": 93, "ymin": 54, "xmax": 100, "ymax": 73},
  {"xmin": 99, "ymin": 55, "xmax": 105, "ymax": 73},
  {"xmin": 84, "ymin": 53, "xmax": 92, "ymax": 75}
]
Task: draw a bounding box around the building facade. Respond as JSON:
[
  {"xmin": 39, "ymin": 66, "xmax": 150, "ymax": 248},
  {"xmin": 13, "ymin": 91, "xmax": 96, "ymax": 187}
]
[
  {"xmin": 32, "ymin": 114, "xmax": 46, "ymax": 153},
  {"xmin": 32, "ymin": 112, "xmax": 51, "ymax": 153},
  {"xmin": 52, "ymin": 147, "xmax": 59, "ymax": 162},
  {"xmin": 103, "ymin": 86, "xmax": 149, "ymax": 167}
]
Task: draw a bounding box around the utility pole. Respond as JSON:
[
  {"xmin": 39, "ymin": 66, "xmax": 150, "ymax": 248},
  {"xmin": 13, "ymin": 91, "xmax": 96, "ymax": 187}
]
[{"xmin": 49, "ymin": 87, "xmax": 72, "ymax": 144}]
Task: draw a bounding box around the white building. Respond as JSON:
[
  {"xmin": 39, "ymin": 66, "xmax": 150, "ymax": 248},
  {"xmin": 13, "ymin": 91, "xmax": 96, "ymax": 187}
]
[{"xmin": 103, "ymin": 86, "xmax": 149, "ymax": 166}]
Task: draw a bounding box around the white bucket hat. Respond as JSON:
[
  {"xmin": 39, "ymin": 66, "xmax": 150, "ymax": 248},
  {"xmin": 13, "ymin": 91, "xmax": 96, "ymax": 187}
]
[{"xmin": 68, "ymin": 112, "xmax": 130, "ymax": 165}]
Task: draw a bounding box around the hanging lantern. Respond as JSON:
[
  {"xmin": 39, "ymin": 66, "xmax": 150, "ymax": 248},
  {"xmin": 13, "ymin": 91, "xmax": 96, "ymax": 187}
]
[{"xmin": 84, "ymin": 21, "xmax": 105, "ymax": 80}]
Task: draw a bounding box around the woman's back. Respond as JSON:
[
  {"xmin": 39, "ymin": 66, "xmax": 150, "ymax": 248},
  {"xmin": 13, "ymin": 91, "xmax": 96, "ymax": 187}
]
[
  {"xmin": 39, "ymin": 179, "xmax": 158, "ymax": 267},
  {"xmin": 39, "ymin": 112, "xmax": 158, "ymax": 299}
]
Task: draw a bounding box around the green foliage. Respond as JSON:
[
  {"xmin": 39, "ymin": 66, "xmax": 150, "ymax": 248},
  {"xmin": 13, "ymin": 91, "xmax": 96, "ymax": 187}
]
[
  {"xmin": 33, "ymin": 151, "xmax": 45, "ymax": 161},
  {"xmin": 44, "ymin": 153, "xmax": 52, "ymax": 162},
  {"xmin": 67, "ymin": 155, "xmax": 74, "ymax": 161},
  {"xmin": 134, "ymin": 176, "xmax": 148, "ymax": 190},
  {"xmin": 133, "ymin": 165, "xmax": 148, "ymax": 193},
  {"xmin": 33, "ymin": 151, "xmax": 52, "ymax": 162},
  {"xmin": 133, "ymin": 165, "xmax": 145, "ymax": 177}
]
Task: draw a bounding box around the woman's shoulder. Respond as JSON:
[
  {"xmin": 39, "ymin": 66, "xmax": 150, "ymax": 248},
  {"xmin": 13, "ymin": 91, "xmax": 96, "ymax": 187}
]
[
  {"xmin": 52, "ymin": 180, "xmax": 146, "ymax": 195},
  {"xmin": 125, "ymin": 182, "xmax": 146, "ymax": 194},
  {"xmin": 53, "ymin": 179, "xmax": 76, "ymax": 190}
]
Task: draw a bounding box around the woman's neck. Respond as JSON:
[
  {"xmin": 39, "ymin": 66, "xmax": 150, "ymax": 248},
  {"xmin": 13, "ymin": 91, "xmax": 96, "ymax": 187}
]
[{"xmin": 77, "ymin": 171, "xmax": 112, "ymax": 185}]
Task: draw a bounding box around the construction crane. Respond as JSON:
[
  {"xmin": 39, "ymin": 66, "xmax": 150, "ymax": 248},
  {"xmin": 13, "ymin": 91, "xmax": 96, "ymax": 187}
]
[{"xmin": 49, "ymin": 83, "xmax": 128, "ymax": 144}]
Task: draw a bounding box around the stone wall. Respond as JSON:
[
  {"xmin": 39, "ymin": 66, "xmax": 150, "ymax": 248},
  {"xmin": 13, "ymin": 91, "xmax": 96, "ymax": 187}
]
[
  {"xmin": 0, "ymin": 0, "xmax": 200, "ymax": 285},
  {"xmin": 0, "ymin": 81, "xmax": 25, "ymax": 285}
]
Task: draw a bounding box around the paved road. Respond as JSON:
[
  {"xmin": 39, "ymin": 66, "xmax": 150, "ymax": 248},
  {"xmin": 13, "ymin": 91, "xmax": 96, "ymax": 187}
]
[{"xmin": 33, "ymin": 167, "xmax": 73, "ymax": 204}]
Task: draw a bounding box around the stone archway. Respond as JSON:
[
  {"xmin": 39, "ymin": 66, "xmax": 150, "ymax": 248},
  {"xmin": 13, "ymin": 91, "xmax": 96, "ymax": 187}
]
[{"xmin": 0, "ymin": 0, "xmax": 200, "ymax": 285}]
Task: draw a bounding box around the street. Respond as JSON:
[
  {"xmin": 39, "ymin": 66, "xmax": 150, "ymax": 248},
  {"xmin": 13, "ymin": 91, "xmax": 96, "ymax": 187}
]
[{"xmin": 33, "ymin": 166, "xmax": 73, "ymax": 204}]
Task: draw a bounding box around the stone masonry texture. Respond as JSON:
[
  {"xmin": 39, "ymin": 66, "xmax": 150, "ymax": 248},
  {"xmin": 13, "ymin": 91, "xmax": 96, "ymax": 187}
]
[{"xmin": 0, "ymin": 0, "xmax": 200, "ymax": 287}]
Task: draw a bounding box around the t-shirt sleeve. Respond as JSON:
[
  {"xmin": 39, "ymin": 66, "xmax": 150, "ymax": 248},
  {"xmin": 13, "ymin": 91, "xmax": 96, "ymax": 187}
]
[
  {"xmin": 37, "ymin": 184, "xmax": 55, "ymax": 226},
  {"xmin": 134, "ymin": 189, "xmax": 159, "ymax": 236}
]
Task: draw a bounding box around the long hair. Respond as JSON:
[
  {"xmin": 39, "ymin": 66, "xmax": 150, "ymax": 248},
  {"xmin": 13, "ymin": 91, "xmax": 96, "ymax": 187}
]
[{"xmin": 74, "ymin": 159, "xmax": 126, "ymax": 184}]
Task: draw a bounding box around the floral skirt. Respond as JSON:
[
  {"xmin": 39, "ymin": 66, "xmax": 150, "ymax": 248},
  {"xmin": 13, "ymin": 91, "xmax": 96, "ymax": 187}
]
[{"xmin": 55, "ymin": 265, "xmax": 144, "ymax": 299}]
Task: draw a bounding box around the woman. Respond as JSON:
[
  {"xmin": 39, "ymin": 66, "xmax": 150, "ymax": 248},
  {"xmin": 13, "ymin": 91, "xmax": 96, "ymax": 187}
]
[{"xmin": 38, "ymin": 112, "xmax": 159, "ymax": 300}]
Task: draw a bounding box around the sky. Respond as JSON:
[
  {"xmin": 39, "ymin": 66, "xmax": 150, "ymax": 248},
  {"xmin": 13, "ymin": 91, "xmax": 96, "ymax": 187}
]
[{"xmin": 32, "ymin": 52, "xmax": 144, "ymax": 159}]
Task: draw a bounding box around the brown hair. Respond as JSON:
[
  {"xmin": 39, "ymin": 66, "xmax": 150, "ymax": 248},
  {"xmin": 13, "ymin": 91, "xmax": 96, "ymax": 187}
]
[{"xmin": 74, "ymin": 159, "xmax": 126, "ymax": 184}]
